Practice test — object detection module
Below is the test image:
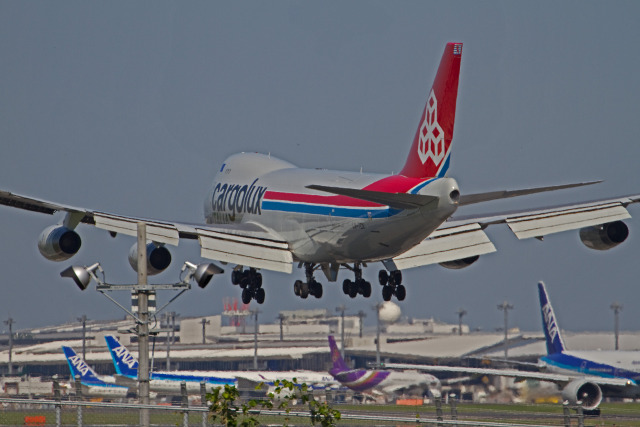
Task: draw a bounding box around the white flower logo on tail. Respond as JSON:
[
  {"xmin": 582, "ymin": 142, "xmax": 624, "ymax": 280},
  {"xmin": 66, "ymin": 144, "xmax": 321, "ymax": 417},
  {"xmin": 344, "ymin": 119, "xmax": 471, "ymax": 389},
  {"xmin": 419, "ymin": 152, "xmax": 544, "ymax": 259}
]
[{"xmin": 418, "ymin": 90, "xmax": 445, "ymax": 165}]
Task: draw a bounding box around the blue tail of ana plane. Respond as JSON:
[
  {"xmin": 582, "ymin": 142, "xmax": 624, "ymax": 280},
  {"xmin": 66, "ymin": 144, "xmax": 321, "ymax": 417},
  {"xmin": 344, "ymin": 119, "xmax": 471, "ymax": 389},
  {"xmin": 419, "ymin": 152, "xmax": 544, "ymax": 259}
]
[
  {"xmin": 538, "ymin": 281, "xmax": 567, "ymax": 355},
  {"xmin": 105, "ymin": 335, "xmax": 139, "ymax": 378}
]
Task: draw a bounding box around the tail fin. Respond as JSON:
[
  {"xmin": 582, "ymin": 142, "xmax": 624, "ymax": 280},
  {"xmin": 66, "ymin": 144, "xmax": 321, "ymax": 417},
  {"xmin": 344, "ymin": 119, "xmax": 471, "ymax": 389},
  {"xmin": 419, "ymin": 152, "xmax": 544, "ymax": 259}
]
[
  {"xmin": 62, "ymin": 346, "xmax": 105, "ymax": 385},
  {"xmin": 400, "ymin": 42, "xmax": 462, "ymax": 179},
  {"xmin": 104, "ymin": 335, "xmax": 139, "ymax": 377},
  {"xmin": 538, "ymin": 281, "xmax": 566, "ymax": 355},
  {"xmin": 328, "ymin": 335, "xmax": 349, "ymax": 373}
]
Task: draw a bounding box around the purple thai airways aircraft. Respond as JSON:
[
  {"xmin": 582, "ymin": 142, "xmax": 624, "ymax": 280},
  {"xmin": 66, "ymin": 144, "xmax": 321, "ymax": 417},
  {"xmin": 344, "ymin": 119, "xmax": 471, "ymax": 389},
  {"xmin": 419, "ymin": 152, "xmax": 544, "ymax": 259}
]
[
  {"xmin": 327, "ymin": 335, "xmax": 440, "ymax": 396},
  {"xmin": 1, "ymin": 42, "xmax": 638, "ymax": 305}
]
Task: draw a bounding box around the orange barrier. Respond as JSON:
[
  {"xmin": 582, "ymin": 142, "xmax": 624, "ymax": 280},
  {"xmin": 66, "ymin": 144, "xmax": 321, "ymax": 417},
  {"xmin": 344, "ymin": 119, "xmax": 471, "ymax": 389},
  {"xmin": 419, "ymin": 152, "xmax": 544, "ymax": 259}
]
[
  {"xmin": 24, "ymin": 416, "xmax": 46, "ymax": 425},
  {"xmin": 396, "ymin": 398, "xmax": 423, "ymax": 406}
]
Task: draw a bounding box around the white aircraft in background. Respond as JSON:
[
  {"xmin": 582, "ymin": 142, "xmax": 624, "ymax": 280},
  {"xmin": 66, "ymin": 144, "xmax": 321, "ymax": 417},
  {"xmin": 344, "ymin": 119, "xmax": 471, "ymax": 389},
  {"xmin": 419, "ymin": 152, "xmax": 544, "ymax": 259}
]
[
  {"xmin": 62, "ymin": 345, "xmax": 129, "ymax": 398},
  {"xmin": 379, "ymin": 282, "xmax": 640, "ymax": 412},
  {"xmin": 1, "ymin": 42, "xmax": 638, "ymax": 305},
  {"xmin": 105, "ymin": 335, "xmax": 340, "ymax": 394}
]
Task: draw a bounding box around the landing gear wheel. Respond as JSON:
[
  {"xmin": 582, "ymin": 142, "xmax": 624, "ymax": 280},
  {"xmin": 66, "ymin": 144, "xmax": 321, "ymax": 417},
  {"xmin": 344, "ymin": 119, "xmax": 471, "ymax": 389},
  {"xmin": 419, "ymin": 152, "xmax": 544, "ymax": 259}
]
[
  {"xmin": 342, "ymin": 279, "xmax": 352, "ymax": 295},
  {"xmin": 300, "ymin": 282, "xmax": 310, "ymax": 299},
  {"xmin": 255, "ymin": 273, "xmax": 263, "ymax": 288},
  {"xmin": 395, "ymin": 284, "xmax": 406, "ymax": 301},
  {"xmin": 231, "ymin": 270, "xmax": 241, "ymax": 285},
  {"xmin": 255, "ymin": 287, "xmax": 266, "ymax": 304},
  {"xmin": 378, "ymin": 270, "xmax": 388, "ymax": 286},
  {"xmin": 361, "ymin": 281, "xmax": 372, "ymax": 298},
  {"xmin": 382, "ymin": 285, "xmax": 393, "ymax": 301},
  {"xmin": 391, "ymin": 270, "xmax": 402, "ymax": 286},
  {"xmin": 311, "ymin": 281, "xmax": 323, "ymax": 299},
  {"xmin": 294, "ymin": 280, "xmax": 302, "ymax": 296},
  {"xmin": 348, "ymin": 282, "xmax": 358, "ymax": 298},
  {"xmin": 241, "ymin": 288, "xmax": 252, "ymax": 304}
]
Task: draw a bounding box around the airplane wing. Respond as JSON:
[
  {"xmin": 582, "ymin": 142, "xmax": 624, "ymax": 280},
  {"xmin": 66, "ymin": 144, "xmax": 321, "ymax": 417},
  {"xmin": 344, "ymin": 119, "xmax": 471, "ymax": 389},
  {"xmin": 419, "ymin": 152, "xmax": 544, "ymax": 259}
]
[
  {"xmin": 379, "ymin": 362, "xmax": 636, "ymax": 388},
  {"xmin": 0, "ymin": 190, "xmax": 293, "ymax": 273},
  {"xmin": 388, "ymin": 194, "xmax": 640, "ymax": 270}
]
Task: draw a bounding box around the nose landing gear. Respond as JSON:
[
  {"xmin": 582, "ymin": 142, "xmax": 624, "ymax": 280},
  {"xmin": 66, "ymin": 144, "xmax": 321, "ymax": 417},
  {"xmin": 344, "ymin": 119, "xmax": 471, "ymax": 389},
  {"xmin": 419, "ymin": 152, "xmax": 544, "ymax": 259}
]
[
  {"xmin": 379, "ymin": 269, "xmax": 406, "ymax": 301},
  {"xmin": 231, "ymin": 267, "xmax": 265, "ymax": 304}
]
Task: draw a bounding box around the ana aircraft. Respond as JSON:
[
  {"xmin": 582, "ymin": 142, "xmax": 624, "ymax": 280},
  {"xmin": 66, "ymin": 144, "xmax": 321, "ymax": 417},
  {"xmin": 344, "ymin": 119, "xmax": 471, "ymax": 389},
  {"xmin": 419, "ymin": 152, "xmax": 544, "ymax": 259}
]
[
  {"xmin": 105, "ymin": 335, "xmax": 339, "ymax": 393},
  {"xmin": 1, "ymin": 42, "xmax": 638, "ymax": 304},
  {"xmin": 62, "ymin": 345, "xmax": 129, "ymax": 398},
  {"xmin": 328, "ymin": 335, "xmax": 439, "ymax": 397},
  {"xmin": 379, "ymin": 282, "xmax": 640, "ymax": 411}
]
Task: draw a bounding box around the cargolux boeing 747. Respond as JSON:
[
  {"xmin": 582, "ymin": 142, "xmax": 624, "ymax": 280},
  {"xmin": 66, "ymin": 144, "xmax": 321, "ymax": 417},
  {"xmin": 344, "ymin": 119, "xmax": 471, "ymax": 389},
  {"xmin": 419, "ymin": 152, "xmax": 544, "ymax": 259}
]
[{"xmin": 1, "ymin": 42, "xmax": 639, "ymax": 304}]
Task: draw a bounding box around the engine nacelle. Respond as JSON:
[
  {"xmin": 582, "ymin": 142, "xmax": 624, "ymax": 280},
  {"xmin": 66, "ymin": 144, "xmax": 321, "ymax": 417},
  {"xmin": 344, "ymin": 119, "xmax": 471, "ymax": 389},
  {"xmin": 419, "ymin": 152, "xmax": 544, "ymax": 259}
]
[
  {"xmin": 128, "ymin": 242, "xmax": 172, "ymax": 276},
  {"xmin": 579, "ymin": 221, "xmax": 629, "ymax": 250},
  {"xmin": 561, "ymin": 379, "xmax": 602, "ymax": 410},
  {"xmin": 439, "ymin": 255, "xmax": 479, "ymax": 270},
  {"xmin": 37, "ymin": 225, "xmax": 82, "ymax": 261}
]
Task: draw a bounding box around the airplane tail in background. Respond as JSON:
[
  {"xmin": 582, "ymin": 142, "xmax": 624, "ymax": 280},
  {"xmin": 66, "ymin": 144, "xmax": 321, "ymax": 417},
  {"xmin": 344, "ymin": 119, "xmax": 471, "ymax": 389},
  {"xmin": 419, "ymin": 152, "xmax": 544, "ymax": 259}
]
[
  {"xmin": 538, "ymin": 281, "xmax": 567, "ymax": 355},
  {"xmin": 328, "ymin": 335, "xmax": 349, "ymax": 374},
  {"xmin": 62, "ymin": 346, "xmax": 106, "ymax": 385},
  {"xmin": 105, "ymin": 335, "xmax": 139, "ymax": 378},
  {"xmin": 400, "ymin": 42, "xmax": 462, "ymax": 179}
]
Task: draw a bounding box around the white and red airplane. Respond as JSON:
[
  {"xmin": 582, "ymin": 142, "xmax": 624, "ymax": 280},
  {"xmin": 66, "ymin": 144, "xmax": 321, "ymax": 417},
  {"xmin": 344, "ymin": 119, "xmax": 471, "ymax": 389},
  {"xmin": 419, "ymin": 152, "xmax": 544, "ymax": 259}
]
[{"xmin": 1, "ymin": 42, "xmax": 637, "ymax": 305}]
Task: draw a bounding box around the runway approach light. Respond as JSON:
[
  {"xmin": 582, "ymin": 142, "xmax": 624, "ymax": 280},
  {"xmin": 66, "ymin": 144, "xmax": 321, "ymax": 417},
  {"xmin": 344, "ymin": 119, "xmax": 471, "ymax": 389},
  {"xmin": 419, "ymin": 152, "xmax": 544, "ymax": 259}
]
[
  {"xmin": 60, "ymin": 262, "xmax": 103, "ymax": 291},
  {"xmin": 181, "ymin": 262, "xmax": 224, "ymax": 288}
]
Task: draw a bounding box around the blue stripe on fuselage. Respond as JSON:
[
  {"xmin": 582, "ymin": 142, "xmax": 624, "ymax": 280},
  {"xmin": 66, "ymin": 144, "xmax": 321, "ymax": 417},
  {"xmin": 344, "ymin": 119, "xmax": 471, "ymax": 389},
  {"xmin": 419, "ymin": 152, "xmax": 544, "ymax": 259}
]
[
  {"xmin": 542, "ymin": 354, "xmax": 639, "ymax": 384},
  {"xmin": 261, "ymin": 201, "xmax": 402, "ymax": 218}
]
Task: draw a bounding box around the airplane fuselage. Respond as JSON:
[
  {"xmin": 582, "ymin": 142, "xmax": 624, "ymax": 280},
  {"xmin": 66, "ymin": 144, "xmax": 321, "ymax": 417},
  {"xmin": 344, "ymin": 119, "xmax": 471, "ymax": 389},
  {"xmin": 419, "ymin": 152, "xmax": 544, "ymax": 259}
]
[{"xmin": 204, "ymin": 152, "xmax": 459, "ymax": 263}]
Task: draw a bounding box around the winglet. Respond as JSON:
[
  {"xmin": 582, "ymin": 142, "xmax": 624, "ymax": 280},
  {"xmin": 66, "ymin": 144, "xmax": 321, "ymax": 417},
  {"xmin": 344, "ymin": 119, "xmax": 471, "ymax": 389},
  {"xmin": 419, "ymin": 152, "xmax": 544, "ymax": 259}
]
[
  {"xmin": 62, "ymin": 346, "xmax": 105, "ymax": 385},
  {"xmin": 538, "ymin": 282, "xmax": 566, "ymax": 355},
  {"xmin": 400, "ymin": 42, "xmax": 462, "ymax": 179},
  {"xmin": 105, "ymin": 335, "xmax": 139, "ymax": 378}
]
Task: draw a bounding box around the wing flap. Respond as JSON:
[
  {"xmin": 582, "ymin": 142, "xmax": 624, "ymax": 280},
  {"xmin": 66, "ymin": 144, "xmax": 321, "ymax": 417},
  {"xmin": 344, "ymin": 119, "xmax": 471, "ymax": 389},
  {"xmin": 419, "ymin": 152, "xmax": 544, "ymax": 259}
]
[
  {"xmin": 391, "ymin": 223, "xmax": 496, "ymax": 270},
  {"xmin": 506, "ymin": 202, "xmax": 631, "ymax": 239},
  {"xmin": 94, "ymin": 213, "xmax": 180, "ymax": 245},
  {"xmin": 197, "ymin": 228, "xmax": 293, "ymax": 273}
]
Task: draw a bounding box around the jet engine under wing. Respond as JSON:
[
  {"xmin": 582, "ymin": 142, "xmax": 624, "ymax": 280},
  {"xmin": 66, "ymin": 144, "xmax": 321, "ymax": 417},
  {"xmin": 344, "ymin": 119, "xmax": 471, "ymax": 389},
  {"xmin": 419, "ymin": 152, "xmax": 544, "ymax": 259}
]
[
  {"xmin": 305, "ymin": 185, "xmax": 438, "ymax": 210},
  {"xmin": 0, "ymin": 189, "xmax": 293, "ymax": 273},
  {"xmin": 450, "ymin": 195, "xmax": 640, "ymax": 241},
  {"xmin": 389, "ymin": 223, "xmax": 496, "ymax": 270},
  {"xmin": 379, "ymin": 363, "xmax": 636, "ymax": 388}
]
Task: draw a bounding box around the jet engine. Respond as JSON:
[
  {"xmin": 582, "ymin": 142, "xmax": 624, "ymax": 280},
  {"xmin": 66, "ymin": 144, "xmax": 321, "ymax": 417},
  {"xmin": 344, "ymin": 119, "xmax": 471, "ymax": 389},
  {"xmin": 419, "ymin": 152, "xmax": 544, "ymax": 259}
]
[
  {"xmin": 38, "ymin": 225, "xmax": 82, "ymax": 261},
  {"xmin": 439, "ymin": 255, "xmax": 479, "ymax": 270},
  {"xmin": 561, "ymin": 379, "xmax": 602, "ymax": 410},
  {"xmin": 579, "ymin": 221, "xmax": 629, "ymax": 250},
  {"xmin": 128, "ymin": 242, "xmax": 172, "ymax": 276}
]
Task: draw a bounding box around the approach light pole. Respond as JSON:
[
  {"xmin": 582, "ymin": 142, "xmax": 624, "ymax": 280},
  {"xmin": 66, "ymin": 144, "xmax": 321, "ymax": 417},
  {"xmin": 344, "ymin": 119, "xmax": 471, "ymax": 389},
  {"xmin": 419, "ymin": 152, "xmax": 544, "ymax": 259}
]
[
  {"xmin": 497, "ymin": 301, "xmax": 513, "ymax": 360},
  {"xmin": 59, "ymin": 222, "xmax": 222, "ymax": 427},
  {"xmin": 456, "ymin": 308, "xmax": 467, "ymax": 336},
  {"xmin": 252, "ymin": 308, "xmax": 260, "ymax": 370},
  {"xmin": 357, "ymin": 310, "xmax": 366, "ymax": 338},
  {"xmin": 201, "ymin": 318, "xmax": 210, "ymax": 344},
  {"xmin": 611, "ymin": 302, "xmax": 623, "ymax": 351},
  {"xmin": 277, "ymin": 313, "xmax": 286, "ymax": 341},
  {"xmin": 77, "ymin": 315, "xmax": 87, "ymax": 361},
  {"xmin": 4, "ymin": 317, "xmax": 14, "ymax": 375},
  {"xmin": 336, "ymin": 305, "xmax": 346, "ymax": 359},
  {"xmin": 374, "ymin": 302, "xmax": 383, "ymax": 366}
]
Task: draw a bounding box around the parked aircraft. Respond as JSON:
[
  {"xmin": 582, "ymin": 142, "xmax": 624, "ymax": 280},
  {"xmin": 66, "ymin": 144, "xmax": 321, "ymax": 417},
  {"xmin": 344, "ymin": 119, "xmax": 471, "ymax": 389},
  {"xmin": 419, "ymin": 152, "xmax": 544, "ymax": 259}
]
[
  {"xmin": 104, "ymin": 335, "xmax": 340, "ymax": 393},
  {"xmin": 1, "ymin": 42, "xmax": 638, "ymax": 305},
  {"xmin": 378, "ymin": 282, "xmax": 640, "ymax": 411},
  {"xmin": 62, "ymin": 345, "xmax": 129, "ymax": 398},
  {"xmin": 327, "ymin": 335, "xmax": 439, "ymax": 397}
]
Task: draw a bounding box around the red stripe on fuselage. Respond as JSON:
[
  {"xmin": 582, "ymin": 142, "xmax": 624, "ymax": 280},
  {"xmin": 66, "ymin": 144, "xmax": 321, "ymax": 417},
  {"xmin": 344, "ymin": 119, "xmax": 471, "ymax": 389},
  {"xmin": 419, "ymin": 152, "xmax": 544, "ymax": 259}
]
[{"xmin": 264, "ymin": 175, "xmax": 427, "ymax": 207}]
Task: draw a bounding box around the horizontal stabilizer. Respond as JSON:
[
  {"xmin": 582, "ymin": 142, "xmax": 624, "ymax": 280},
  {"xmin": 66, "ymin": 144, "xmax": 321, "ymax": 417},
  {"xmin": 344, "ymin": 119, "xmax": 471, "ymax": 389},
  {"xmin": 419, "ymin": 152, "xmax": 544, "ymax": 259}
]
[
  {"xmin": 459, "ymin": 181, "xmax": 602, "ymax": 206},
  {"xmin": 306, "ymin": 185, "xmax": 438, "ymax": 210}
]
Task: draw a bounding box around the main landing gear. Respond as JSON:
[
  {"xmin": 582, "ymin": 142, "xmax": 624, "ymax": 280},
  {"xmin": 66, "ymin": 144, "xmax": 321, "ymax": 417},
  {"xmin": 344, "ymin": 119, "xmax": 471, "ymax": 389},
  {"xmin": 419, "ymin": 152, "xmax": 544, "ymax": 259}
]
[
  {"xmin": 342, "ymin": 263, "xmax": 372, "ymax": 299},
  {"xmin": 378, "ymin": 270, "xmax": 406, "ymax": 301},
  {"xmin": 293, "ymin": 263, "xmax": 323, "ymax": 299},
  {"xmin": 231, "ymin": 267, "xmax": 266, "ymax": 305}
]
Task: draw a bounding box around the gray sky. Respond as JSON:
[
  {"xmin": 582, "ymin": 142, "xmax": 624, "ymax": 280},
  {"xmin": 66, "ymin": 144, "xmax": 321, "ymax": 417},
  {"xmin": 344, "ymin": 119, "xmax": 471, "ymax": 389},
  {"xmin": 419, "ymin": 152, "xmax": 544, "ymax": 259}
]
[{"xmin": 2, "ymin": 1, "xmax": 640, "ymax": 337}]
